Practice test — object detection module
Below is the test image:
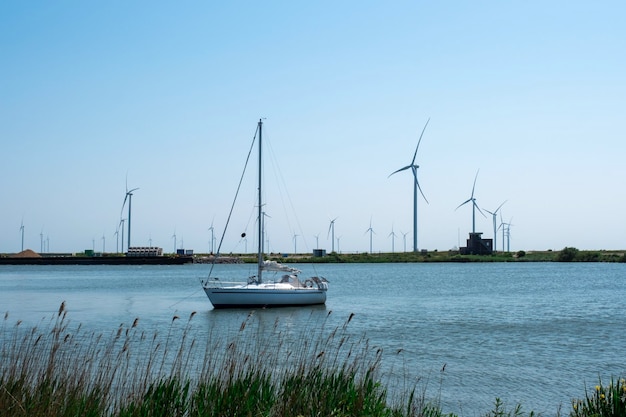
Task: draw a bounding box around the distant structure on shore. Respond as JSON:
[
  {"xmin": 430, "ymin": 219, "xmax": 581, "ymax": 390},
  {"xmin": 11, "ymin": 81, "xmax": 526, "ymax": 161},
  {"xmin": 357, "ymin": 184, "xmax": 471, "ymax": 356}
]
[{"xmin": 459, "ymin": 232, "xmax": 493, "ymax": 255}]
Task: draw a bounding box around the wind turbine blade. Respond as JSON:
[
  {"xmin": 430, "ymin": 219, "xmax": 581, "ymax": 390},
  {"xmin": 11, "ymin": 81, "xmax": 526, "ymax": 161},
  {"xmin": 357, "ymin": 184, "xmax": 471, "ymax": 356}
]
[
  {"xmin": 455, "ymin": 199, "xmax": 472, "ymax": 210},
  {"xmin": 474, "ymin": 201, "xmax": 487, "ymax": 218},
  {"xmin": 388, "ymin": 165, "xmax": 412, "ymax": 178},
  {"xmin": 128, "ymin": 187, "xmax": 139, "ymax": 193},
  {"xmin": 495, "ymin": 200, "xmax": 507, "ymax": 213},
  {"xmin": 120, "ymin": 194, "xmax": 129, "ymax": 216},
  {"xmin": 470, "ymin": 169, "xmax": 480, "ymax": 198},
  {"xmin": 411, "ymin": 117, "xmax": 430, "ymax": 164},
  {"xmin": 412, "ymin": 168, "xmax": 429, "ymax": 204}
]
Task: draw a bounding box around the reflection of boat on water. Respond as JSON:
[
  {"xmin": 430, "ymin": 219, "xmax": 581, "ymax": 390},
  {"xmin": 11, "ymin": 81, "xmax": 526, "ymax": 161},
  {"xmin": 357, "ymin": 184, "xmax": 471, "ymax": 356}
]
[{"xmin": 201, "ymin": 119, "xmax": 329, "ymax": 309}]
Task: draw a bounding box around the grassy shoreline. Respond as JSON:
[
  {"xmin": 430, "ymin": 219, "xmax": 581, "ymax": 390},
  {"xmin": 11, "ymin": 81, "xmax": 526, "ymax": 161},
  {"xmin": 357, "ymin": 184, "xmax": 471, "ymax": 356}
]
[
  {"xmin": 2, "ymin": 303, "xmax": 624, "ymax": 416},
  {"xmin": 209, "ymin": 248, "xmax": 626, "ymax": 264}
]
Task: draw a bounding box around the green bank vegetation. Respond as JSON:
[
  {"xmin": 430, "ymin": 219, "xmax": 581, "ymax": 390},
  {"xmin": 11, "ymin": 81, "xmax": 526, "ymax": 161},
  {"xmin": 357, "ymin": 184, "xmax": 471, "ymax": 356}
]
[
  {"xmin": 2, "ymin": 303, "xmax": 624, "ymax": 417},
  {"xmin": 246, "ymin": 247, "xmax": 626, "ymax": 264}
]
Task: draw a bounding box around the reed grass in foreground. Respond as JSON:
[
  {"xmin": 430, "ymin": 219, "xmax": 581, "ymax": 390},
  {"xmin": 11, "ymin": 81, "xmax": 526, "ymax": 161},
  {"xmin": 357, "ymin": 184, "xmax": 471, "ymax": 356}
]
[{"xmin": 0, "ymin": 303, "xmax": 623, "ymax": 417}]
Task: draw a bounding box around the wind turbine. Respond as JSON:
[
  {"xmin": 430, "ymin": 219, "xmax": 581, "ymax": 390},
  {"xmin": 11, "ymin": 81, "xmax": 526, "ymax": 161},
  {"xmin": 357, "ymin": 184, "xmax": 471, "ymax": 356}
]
[
  {"xmin": 172, "ymin": 230, "xmax": 177, "ymax": 254},
  {"xmin": 208, "ymin": 221, "xmax": 215, "ymax": 254},
  {"xmin": 455, "ymin": 169, "xmax": 486, "ymax": 233},
  {"xmin": 314, "ymin": 233, "xmax": 320, "ymax": 249},
  {"xmin": 327, "ymin": 217, "xmax": 337, "ymax": 253},
  {"xmin": 120, "ymin": 179, "xmax": 139, "ymax": 252},
  {"xmin": 365, "ymin": 218, "xmax": 375, "ymax": 253},
  {"xmin": 40, "ymin": 228, "xmax": 44, "ymax": 253},
  {"xmin": 389, "ymin": 118, "xmax": 430, "ymax": 252},
  {"xmin": 19, "ymin": 220, "xmax": 24, "ymax": 252},
  {"xmin": 401, "ymin": 231, "xmax": 409, "ymax": 252},
  {"xmin": 484, "ymin": 201, "xmax": 506, "ymax": 253},
  {"xmin": 502, "ymin": 217, "xmax": 513, "ymax": 252},
  {"xmin": 293, "ymin": 233, "xmax": 299, "ymax": 254},
  {"xmin": 114, "ymin": 228, "xmax": 119, "ymax": 253},
  {"xmin": 118, "ymin": 219, "xmax": 125, "ymax": 253},
  {"xmin": 388, "ymin": 225, "xmax": 397, "ymax": 253}
]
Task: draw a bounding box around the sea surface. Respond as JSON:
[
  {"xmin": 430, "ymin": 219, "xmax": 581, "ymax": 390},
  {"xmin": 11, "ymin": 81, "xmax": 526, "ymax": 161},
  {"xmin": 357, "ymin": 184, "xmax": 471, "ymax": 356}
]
[{"xmin": 1, "ymin": 262, "xmax": 624, "ymax": 416}]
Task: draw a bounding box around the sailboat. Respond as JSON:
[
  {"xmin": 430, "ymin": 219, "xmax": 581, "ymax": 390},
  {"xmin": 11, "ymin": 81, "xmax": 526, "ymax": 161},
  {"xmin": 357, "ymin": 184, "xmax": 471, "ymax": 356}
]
[{"xmin": 201, "ymin": 119, "xmax": 329, "ymax": 309}]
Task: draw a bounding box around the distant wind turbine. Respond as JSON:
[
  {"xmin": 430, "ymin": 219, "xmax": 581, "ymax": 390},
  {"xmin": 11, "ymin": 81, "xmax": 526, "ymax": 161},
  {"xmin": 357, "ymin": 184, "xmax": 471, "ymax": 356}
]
[
  {"xmin": 120, "ymin": 178, "xmax": 139, "ymax": 252},
  {"xmin": 388, "ymin": 225, "xmax": 397, "ymax": 253},
  {"xmin": 401, "ymin": 231, "xmax": 409, "ymax": 252},
  {"xmin": 455, "ymin": 169, "xmax": 486, "ymax": 233},
  {"xmin": 293, "ymin": 234, "xmax": 299, "ymax": 254},
  {"xmin": 114, "ymin": 228, "xmax": 119, "ymax": 253},
  {"xmin": 365, "ymin": 218, "xmax": 375, "ymax": 253},
  {"xmin": 208, "ymin": 221, "xmax": 215, "ymax": 254},
  {"xmin": 118, "ymin": 219, "xmax": 125, "ymax": 254},
  {"xmin": 327, "ymin": 218, "xmax": 337, "ymax": 253},
  {"xmin": 102, "ymin": 234, "xmax": 106, "ymax": 253},
  {"xmin": 19, "ymin": 220, "xmax": 25, "ymax": 252},
  {"xmin": 172, "ymin": 230, "xmax": 177, "ymax": 253},
  {"xmin": 502, "ymin": 217, "xmax": 514, "ymax": 252},
  {"xmin": 484, "ymin": 200, "xmax": 507, "ymax": 253},
  {"xmin": 40, "ymin": 228, "xmax": 44, "ymax": 253},
  {"xmin": 314, "ymin": 233, "xmax": 320, "ymax": 249},
  {"xmin": 389, "ymin": 118, "xmax": 430, "ymax": 252}
]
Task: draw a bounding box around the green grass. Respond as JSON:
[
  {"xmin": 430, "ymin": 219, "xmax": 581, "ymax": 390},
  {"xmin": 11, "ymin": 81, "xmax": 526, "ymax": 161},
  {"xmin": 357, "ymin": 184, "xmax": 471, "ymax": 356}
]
[
  {"xmin": 228, "ymin": 248, "xmax": 626, "ymax": 264},
  {"xmin": 0, "ymin": 304, "xmax": 445, "ymax": 417},
  {"xmin": 1, "ymin": 303, "xmax": 623, "ymax": 416}
]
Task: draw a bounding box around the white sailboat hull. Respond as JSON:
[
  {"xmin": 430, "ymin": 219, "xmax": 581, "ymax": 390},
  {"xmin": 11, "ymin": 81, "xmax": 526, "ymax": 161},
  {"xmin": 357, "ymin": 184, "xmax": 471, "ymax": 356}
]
[{"xmin": 204, "ymin": 282, "xmax": 327, "ymax": 308}]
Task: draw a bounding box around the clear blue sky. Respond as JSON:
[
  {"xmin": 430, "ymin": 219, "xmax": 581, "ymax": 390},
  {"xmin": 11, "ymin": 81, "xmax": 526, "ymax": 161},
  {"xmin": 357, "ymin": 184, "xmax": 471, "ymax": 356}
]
[{"xmin": 2, "ymin": 1, "xmax": 625, "ymax": 254}]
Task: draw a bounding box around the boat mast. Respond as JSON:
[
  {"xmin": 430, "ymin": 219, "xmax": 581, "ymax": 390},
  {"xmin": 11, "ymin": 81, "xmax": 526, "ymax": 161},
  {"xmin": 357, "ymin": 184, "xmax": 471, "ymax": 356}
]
[{"xmin": 257, "ymin": 119, "xmax": 263, "ymax": 283}]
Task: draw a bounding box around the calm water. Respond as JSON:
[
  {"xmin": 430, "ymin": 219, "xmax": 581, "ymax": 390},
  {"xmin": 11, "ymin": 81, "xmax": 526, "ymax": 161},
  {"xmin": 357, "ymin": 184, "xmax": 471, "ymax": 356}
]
[{"xmin": 1, "ymin": 262, "xmax": 624, "ymax": 415}]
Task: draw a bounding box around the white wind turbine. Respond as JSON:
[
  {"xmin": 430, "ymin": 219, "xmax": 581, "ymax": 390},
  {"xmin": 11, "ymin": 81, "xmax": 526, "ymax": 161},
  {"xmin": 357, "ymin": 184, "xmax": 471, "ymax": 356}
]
[
  {"xmin": 365, "ymin": 218, "xmax": 375, "ymax": 253},
  {"xmin": 456, "ymin": 169, "xmax": 486, "ymax": 233},
  {"xmin": 293, "ymin": 233, "xmax": 299, "ymax": 254},
  {"xmin": 388, "ymin": 225, "xmax": 397, "ymax": 253},
  {"xmin": 172, "ymin": 230, "xmax": 177, "ymax": 253},
  {"xmin": 389, "ymin": 119, "xmax": 430, "ymax": 252},
  {"xmin": 120, "ymin": 178, "xmax": 139, "ymax": 252},
  {"xmin": 114, "ymin": 228, "xmax": 119, "ymax": 253},
  {"xmin": 327, "ymin": 217, "xmax": 337, "ymax": 253},
  {"xmin": 118, "ymin": 219, "xmax": 125, "ymax": 253},
  {"xmin": 19, "ymin": 220, "xmax": 24, "ymax": 252},
  {"xmin": 208, "ymin": 218, "xmax": 216, "ymax": 253},
  {"xmin": 401, "ymin": 231, "xmax": 409, "ymax": 252},
  {"xmin": 484, "ymin": 201, "xmax": 506, "ymax": 253}
]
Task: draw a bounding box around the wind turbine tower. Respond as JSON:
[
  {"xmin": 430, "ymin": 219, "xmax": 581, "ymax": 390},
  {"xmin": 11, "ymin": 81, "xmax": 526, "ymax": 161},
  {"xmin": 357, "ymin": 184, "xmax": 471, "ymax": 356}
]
[
  {"xmin": 19, "ymin": 220, "xmax": 24, "ymax": 252},
  {"xmin": 389, "ymin": 118, "xmax": 430, "ymax": 252},
  {"xmin": 388, "ymin": 226, "xmax": 397, "ymax": 253},
  {"xmin": 401, "ymin": 231, "xmax": 409, "ymax": 252},
  {"xmin": 119, "ymin": 219, "xmax": 125, "ymax": 253},
  {"xmin": 485, "ymin": 201, "xmax": 506, "ymax": 253},
  {"xmin": 121, "ymin": 182, "xmax": 139, "ymax": 252},
  {"xmin": 328, "ymin": 218, "xmax": 337, "ymax": 253},
  {"xmin": 208, "ymin": 223, "xmax": 215, "ymax": 253}
]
